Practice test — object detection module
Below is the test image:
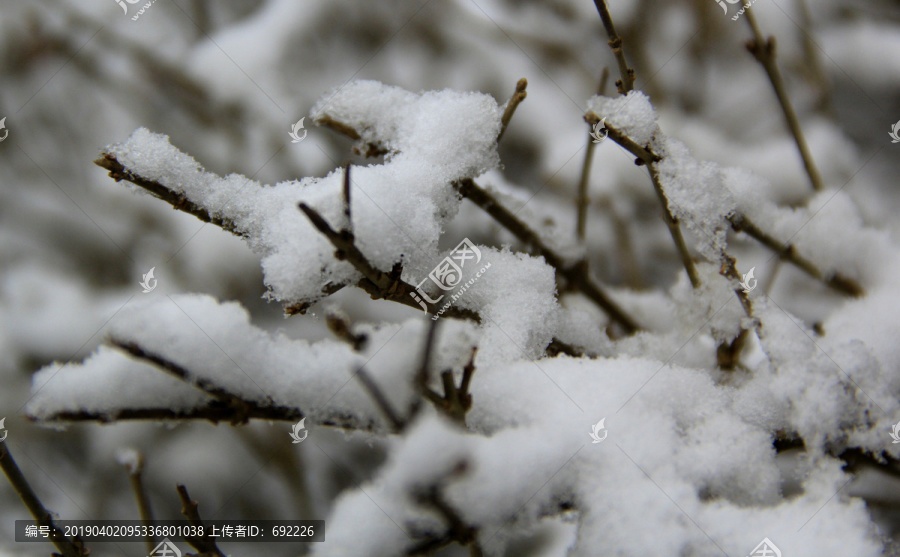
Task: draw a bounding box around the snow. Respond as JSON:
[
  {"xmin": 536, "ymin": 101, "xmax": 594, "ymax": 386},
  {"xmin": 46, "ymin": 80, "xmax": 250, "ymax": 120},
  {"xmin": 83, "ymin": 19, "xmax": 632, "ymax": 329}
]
[
  {"xmin": 587, "ymin": 91, "xmax": 660, "ymax": 146},
  {"xmin": 10, "ymin": 9, "xmax": 900, "ymax": 555}
]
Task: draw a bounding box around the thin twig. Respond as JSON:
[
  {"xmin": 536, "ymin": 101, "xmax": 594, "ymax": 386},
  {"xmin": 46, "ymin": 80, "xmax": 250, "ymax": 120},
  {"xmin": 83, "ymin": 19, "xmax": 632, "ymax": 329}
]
[
  {"xmin": 456, "ymin": 178, "xmax": 640, "ymax": 335},
  {"xmin": 584, "ymin": 112, "xmax": 700, "ymax": 288},
  {"xmin": 110, "ymin": 339, "xmax": 300, "ymax": 425},
  {"xmin": 31, "ymin": 405, "xmax": 305, "ymax": 425},
  {"xmin": 592, "ymin": 0, "xmax": 636, "ymax": 93},
  {"xmin": 298, "ymin": 202, "xmax": 481, "ymax": 321},
  {"xmin": 325, "ymin": 308, "xmax": 369, "ymax": 351},
  {"xmin": 744, "ymin": 7, "xmax": 824, "ymax": 192},
  {"xmin": 355, "ymin": 367, "xmax": 405, "ymax": 432},
  {"xmin": 411, "ymin": 320, "xmax": 441, "ymax": 419},
  {"xmin": 497, "ymin": 78, "xmax": 528, "ymax": 142},
  {"xmin": 95, "ymin": 154, "xmax": 239, "ymax": 233},
  {"xmin": 587, "ymin": 112, "xmax": 861, "ymax": 297},
  {"xmin": 119, "ymin": 450, "xmax": 155, "ymax": 556},
  {"xmin": 176, "ymin": 484, "xmax": 226, "ymax": 557},
  {"xmin": 728, "ymin": 213, "xmax": 864, "ymax": 296},
  {"xmin": 794, "ymin": 0, "xmax": 835, "ymax": 117},
  {"xmin": 0, "ymin": 442, "xmax": 88, "ymax": 557},
  {"xmin": 646, "ymin": 164, "xmax": 702, "ymax": 288},
  {"xmin": 577, "ymin": 68, "xmax": 610, "ymax": 242},
  {"xmin": 342, "ymin": 163, "xmax": 352, "ymax": 230}
]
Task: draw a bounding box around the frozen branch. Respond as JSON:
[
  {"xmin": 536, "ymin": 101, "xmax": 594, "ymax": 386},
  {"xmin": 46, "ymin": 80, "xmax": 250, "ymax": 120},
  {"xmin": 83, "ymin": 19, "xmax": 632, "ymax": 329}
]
[
  {"xmin": 584, "ymin": 112, "xmax": 700, "ymax": 288},
  {"xmin": 744, "ymin": 7, "xmax": 825, "ymax": 192},
  {"xmin": 0, "ymin": 443, "xmax": 89, "ymax": 557},
  {"xmin": 110, "ymin": 339, "xmax": 300, "ymax": 425},
  {"xmin": 94, "ymin": 154, "xmax": 239, "ymax": 234},
  {"xmin": 586, "ymin": 111, "xmax": 863, "ymax": 298},
  {"xmin": 298, "ymin": 202, "xmax": 481, "ymax": 322},
  {"xmin": 728, "ymin": 213, "xmax": 864, "ymax": 297},
  {"xmin": 455, "ymin": 178, "xmax": 640, "ymax": 335}
]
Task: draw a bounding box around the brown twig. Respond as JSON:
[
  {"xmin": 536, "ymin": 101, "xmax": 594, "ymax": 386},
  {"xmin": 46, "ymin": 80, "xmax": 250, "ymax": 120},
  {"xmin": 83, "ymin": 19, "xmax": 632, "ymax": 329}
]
[
  {"xmin": 592, "ymin": 0, "xmax": 636, "ymax": 93},
  {"xmin": 587, "ymin": 112, "xmax": 861, "ymax": 297},
  {"xmin": 119, "ymin": 450, "xmax": 156, "ymax": 555},
  {"xmin": 794, "ymin": 0, "xmax": 835, "ymax": 117},
  {"xmin": 354, "ymin": 367, "xmax": 406, "ymax": 432},
  {"xmin": 576, "ymin": 68, "xmax": 610, "ymax": 242},
  {"xmin": 497, "ymin": 78, "xmax": 528, "ymax": 142},
  {"xmin": 728, "ymin": 213, "xmax": 864, "ymax": 296},
  {"xmin": 420, "ymin": 349, "xmax": 478, "ymax": 427},
  {"xmin": 110, "ymin": 339, "xmax": 298, "ymax": 425},
  {"xmin": 0, "ymin": 442, "xmax": 88, "ymax": 557},
  {"xmin": 744, "ymin": 7, "xmax": 824, "ymax": 192},
  {"xmin": 584, "ymin": 112, "xmax": 700, "ymax": 288},
  {"xmin": 94, "ymin": 154, "xmax": 239, "ymax": 233},
  {"xmin": 31, "ymin": 405, "xmax": 304, "ymax": 425},
  {"xmin": 456, "ymin": 178, "xmax": 640, "ymax": 335},
  {"xmin": 298, "ymin": 202, "xmax": 481, "ymax": 321},
  {"xmin": 313, "ymin": 116, "xmax": 638, "ymax": 331},
  {"xmin": 342, "ymin": 163, "xmax": 352, "ymax": 229},
  {"xmin": 325, "ymin": 308, "xmax": 369, "ymax": 351},
  {"xmin": 176, "ymin": 484, "xmax": 226, "ymax": 557}
]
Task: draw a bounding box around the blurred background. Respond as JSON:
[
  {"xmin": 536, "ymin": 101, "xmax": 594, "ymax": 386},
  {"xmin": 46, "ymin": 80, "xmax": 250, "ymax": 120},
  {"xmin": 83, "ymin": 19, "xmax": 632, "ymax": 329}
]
[{"xmin": 1, "ymin": 0, "xmax": 900, "ymax": 555}]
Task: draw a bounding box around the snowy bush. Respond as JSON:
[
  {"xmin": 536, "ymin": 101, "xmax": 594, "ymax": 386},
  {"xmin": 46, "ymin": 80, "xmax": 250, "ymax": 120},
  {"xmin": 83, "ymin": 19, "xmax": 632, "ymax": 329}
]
[{"xmin": 3, "ymin": 1, "xmax": 900, "ymax": 556}]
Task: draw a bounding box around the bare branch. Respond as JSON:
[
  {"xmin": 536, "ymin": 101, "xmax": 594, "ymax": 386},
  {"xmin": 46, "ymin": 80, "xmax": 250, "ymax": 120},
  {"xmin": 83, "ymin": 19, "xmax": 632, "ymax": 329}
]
[
  {"xmin": 355, "ymin": 367, "xmax": 406, "ymax": 432},
  {"xmin": 176, "ymin": 484, "xmax": 226, "ymax": 557},
  {"xmin": 119, "ymin": 450, "xmax": 156, "ymax": 556},
  {"xmin": 744, "ymin": 7, "xmax": 824, "ymax": 192},
  {"xmin": 497, "ymin": 78, "xmax": 528, "ymax": 142},
  {"xmin": 577, "ymin": 68, "xmax": 610, "ymax": 242},
  {"xmin": 0, "ymin": 443, "xmax": 88, "ymax": 557},
  {"xmin": 325, "ymin": 308, "xmax": 369, "ymax": 351},
  {"xmin": 592, "ymin": 0, "xmax": 636, "ymax": 93}
]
